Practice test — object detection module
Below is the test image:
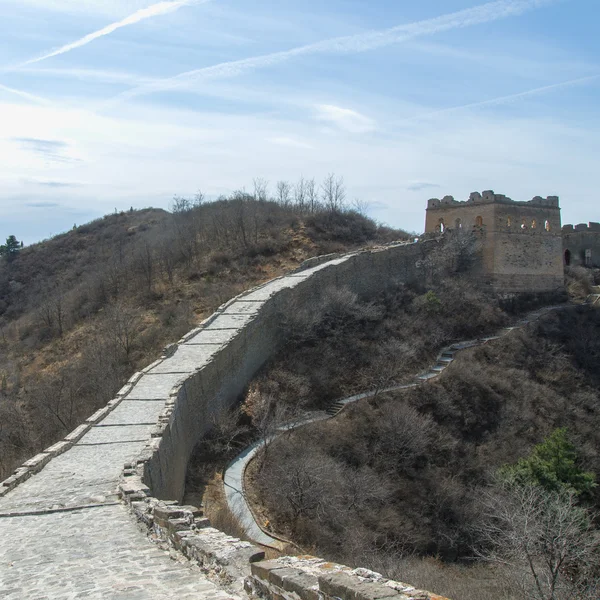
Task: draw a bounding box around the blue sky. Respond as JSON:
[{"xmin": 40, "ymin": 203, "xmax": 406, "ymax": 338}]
[{"xmin": 0, "ymin": 0, "xmax": 598, "ymax": 243}]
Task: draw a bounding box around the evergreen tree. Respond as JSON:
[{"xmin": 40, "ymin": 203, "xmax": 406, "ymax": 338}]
[
  {"xmin": 499, "ymin": 428, "xmax": 596, "ymax": 497},
  {"xmin": 0, "ymin": 235, "xmax": 21, "ymax": 262}
]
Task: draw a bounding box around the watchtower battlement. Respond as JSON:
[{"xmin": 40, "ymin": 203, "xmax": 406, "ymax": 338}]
[
  {"xmin": 425, "ymin": 191, "xmax": 564, "ymax": 294},
  {"xmin": 427, "ymin": 191, "xmax": 560, "ymax": 210}
]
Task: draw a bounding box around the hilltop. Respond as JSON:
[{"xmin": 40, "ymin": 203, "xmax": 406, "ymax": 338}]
[{"xmin": 0, "ymin": 195, "xmax": 406, "ymax": 479}]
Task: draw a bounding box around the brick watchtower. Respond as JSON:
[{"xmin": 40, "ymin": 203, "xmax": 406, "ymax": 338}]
[{"xmin": 425, "ymin": 190, "xmax": 564, "ymax": 293}]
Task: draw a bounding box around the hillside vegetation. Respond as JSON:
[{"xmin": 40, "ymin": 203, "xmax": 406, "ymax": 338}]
[
  {"xmin": 245, "ymin": 278, "xmax": 600, "ymax": 599},
  {"xmin": 0, "ymin": 188, "xmax": 405, "ymax": 479}
]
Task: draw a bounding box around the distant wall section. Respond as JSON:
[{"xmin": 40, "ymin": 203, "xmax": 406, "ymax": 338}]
[{"xmin": 562, "ymin": 223, "xmax": 600, "ymax": 268}]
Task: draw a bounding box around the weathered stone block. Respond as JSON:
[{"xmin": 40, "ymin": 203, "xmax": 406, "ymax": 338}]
[
  {"xmin": 281, "ymin": 573, "xmax": 321, "ymax": 600},
  {"xmin": 318, "ymin": 572, "xmax": 400, "ymax": 600},
  {"xmin": 251, "ymin": 560, "xmax": 288, "ymax": 581},
  {"xmin": 64, "ymin": 424, "xmax": 90, "ymax": 442}
]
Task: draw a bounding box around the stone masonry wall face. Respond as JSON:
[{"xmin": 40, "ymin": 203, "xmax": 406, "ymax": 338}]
[
  {"xmin": 141, "ymin": 241, "xmax": 433, "ymax": 501},
  {"xmin": 563, "ymin": 228, "xmax": 600, "ymax": 267},
  {"xmin": 425, "ymin": 194, "xmax": 563, "ymax": 293}
]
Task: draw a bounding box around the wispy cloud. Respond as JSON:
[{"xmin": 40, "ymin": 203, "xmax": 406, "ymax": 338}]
[
  {"xmin": 25, "ymin": 201, "xmax": 62, "ymax": 208},
  {"xmin": 14, "ymin": 0, "xmax": 209, "ymax": 69},
  {"xmin": 409, "ymin": 73, "xmax": 600, "ymax": 122},
  {"xmin": 20, "ymin": 66, "xmax": 157, "ymax": 86},
  {"xmin": 268, "ymin": 136, "xmax": 313, "ymax": 150},
  {"xmin": 24, "ymin": 179, "xmax": 82, "ymax": 188},
  {"xmin": 406, "ymin": 182, "xmax": 441, "ymax": 192},
  {"xmin": 316, "ymin": 104, "xmax": 376, "ymax": 134},
  {"xmin": 0, "ymin": 83, "xmax": 50, "ymax": 105},
  {"xmin": 114, "ymin": 0, "xmax": 560, "ymax": 103},
  {"xmin": 12, "ymin": 137, "xmax": 79, "ymax": 163}
]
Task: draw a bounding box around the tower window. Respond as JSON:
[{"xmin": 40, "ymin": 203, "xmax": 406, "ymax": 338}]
[
  {"xmin": 545, "ymin": 220, "xmax": 551, "ymax": 231},
  {"xmin": 437, "ymin": 218, "xmax": 445, "ymax": 233},
  {"xmin": 564, "ymin": 249, "xmax": 571, "ymax": 266},
  {"xmin": 475, "ymin": 216, "xmax": 483, "ymax": 227},
  {"xmin": 531, "ymin": 219, "xmax": 537, "ymax": 229},
  {"xmin": 507, "ymin": 216, "xmax": 512, "ymax": 227},
  {"xmin": 455, "ymin": 218, "xmax": 462, "ymax": 229}
]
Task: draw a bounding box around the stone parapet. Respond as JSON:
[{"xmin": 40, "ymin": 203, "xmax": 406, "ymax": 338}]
[
  {"xmin": 245, "ymin": 557, "xmax": 449, "ymax": 600},
  {"xmin": 427, "ymin": 191, "xmax": 560, "ymax": 210}
]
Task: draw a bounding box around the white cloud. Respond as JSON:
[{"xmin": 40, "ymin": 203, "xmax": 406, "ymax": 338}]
[
  {"xmin": 114, "ymin": 0, "xmax": 560, "ymax": 102},
  {"xmin": 13, "ymin": 0, "xmax": 209, "ymax": 69},
  {"xmin": 315, "ymin": 105, "xmax": 376, "ymax": 134},
  {"xmin": 1, "ymin": 93, "xmax": 598, "ymax": 240},
  {"xmin": 268, "ymin": 136, "xmax": 313, "ymax": 149}
]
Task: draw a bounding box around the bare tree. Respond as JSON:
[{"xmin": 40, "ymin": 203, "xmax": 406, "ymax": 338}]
[
  {"xmin": 276, "ymin": 181, "xmax": 292, "ymax": 207},
  {"xmin": 36, "ymin": 285, "xmax": 67, "ymax": 337},
  {"xmin": 253, "ymin": 178, "xmax": 269, "ymax": 202},
  {"xmin": 475, "ymin": 484, "xmax": 600, "ymax": 600},
  {"xmin": 135, "ymin": 241, "xmax": 155, "ymax": 294},
  {"xmin": 306, "ymin": 178, "xmax": 318, "ymax": 212},
  {"xmin": 103, "ymin": 301, "xmax": 141, "ymax": 362},
  {"xmin": 243, "ymin": 386, "xmax": 289, "ymax": 471},
  {"xmin": 321, "ymin": 173, "xmax": 346, "ymax": 212},
  {"xmin": 352, "ymin": 197, "xmax": 371, "ymax": 216},
  {"xmin": 171, "ymin": 195, "xmax": 192, "ymax": 214},
  {"xmin": 294, "ymin": 176, "xmax": 307, "ymax": 211}
]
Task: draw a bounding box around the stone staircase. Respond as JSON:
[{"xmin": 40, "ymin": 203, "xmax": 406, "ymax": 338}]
[
  {"xmin": 325, "ymin": 400, "xmax": 345, "ymax": 417},
  {"xmin": 586, "ymin": 285, "xmax": 600, "ymax": 305}
]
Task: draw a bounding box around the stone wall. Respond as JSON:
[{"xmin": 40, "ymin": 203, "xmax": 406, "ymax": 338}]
[
  {"xmin": 563, "ymin": 223, "xmax": 600, "ymax": 267},
  {"xmin": 130, "ymin": 240, "xmax": 436, "ymax": 503},
  {"xmin": 245, "ymin": 557, "xmax": 449, "ymax": 600}
]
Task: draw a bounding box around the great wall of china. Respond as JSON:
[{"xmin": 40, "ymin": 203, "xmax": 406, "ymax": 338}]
[
  {"xmin": 0, "ymin": 237, "xmax": 452, "ymax": 600},
  {"xmin": 2, "ymin": 190, "xmax": 596, "ymax": 599}
]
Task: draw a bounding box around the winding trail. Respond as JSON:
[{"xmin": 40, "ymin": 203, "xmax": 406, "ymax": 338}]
[{"xmin": 223, "ymin": 304, "xmax": 566, "ymax": 548}]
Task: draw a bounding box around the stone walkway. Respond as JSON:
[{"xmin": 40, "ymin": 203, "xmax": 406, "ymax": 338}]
[
  {"xmin": 0, "ymin": 367, "xmax": 237, "ymax": 599},
  {"xmin": 224, "ymin": 305, "xmax": 566, "ymax": 547}
]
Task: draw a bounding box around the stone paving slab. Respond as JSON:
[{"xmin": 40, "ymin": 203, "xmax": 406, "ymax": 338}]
[
  {"xmin": 0, "ymin": 504, "xmax": 236, "ymax": 600},
  {"xmin": 79, "ymin": 424, "xmax": 155, "ymax": 445},
  {"xmin": 147, "ymin": 345, "xmax": 218, "ymax": 374},
  {"xmin": 205, "ymin": 313, "xmax": 255, "ymax": 329},
  {"xmin": 99, "ymin": 400, "xmax": 169, "ymax": 426},
  {"xmin": 115, "ymin": 373, "xmax": 185, "ymax": 400},
  {"xmin": 241, "ymin": 278, "xmax": 304, "ymax": 301},
  {"xmin": 184, "ymin": 328, "xmax": 239, "ymax": 345},
  {"xmin": 287, "ymin": 257, "xmax": 351, "ymax": 277},
  {"xmin": 221, "ymin": 301, "xmax": 263, "ymax": 316},
  {"xmin": 0, "ymin": 442, "xmax": 145, "ymax": 512}
]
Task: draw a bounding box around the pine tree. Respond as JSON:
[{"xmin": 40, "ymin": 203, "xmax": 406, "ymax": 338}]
[
  {"xmin": 0, "ymin": 235, "xmax": 21, "ymax": 262},
  {"xmin": 499, "ymin": 428, "xmax": 596, "ymax": 497}
]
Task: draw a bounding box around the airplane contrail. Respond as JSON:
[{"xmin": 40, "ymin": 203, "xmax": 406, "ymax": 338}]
[
  {"xmin": 407, "ymin": 73, "xmax": 600, "ymax": 122},
  {"xmin": 0, "ymin": 83, "xmax": 51, "ymax": 105},
  {"xmin": 16, "ymin": 0, "xmax": 209, "ymax": 68},
  {"xmin": 113, "ymin": 0, "xmax": 563, "ymax": 103}
]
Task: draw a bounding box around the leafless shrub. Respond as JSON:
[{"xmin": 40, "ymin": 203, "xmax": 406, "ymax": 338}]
[{"xmin": 475, "ymin": 483, "xmax": 600, "ymax": 600}]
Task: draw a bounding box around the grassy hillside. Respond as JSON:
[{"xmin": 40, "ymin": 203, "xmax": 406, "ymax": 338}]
[{"xmin": 0, "ymin": 195, "xmax": 406, "ymax": 479}]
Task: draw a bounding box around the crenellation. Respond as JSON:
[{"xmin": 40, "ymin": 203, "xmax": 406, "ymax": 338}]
[{"xmin": 563, "ymin": 221, "xmax": 600, "ymax": 267}]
